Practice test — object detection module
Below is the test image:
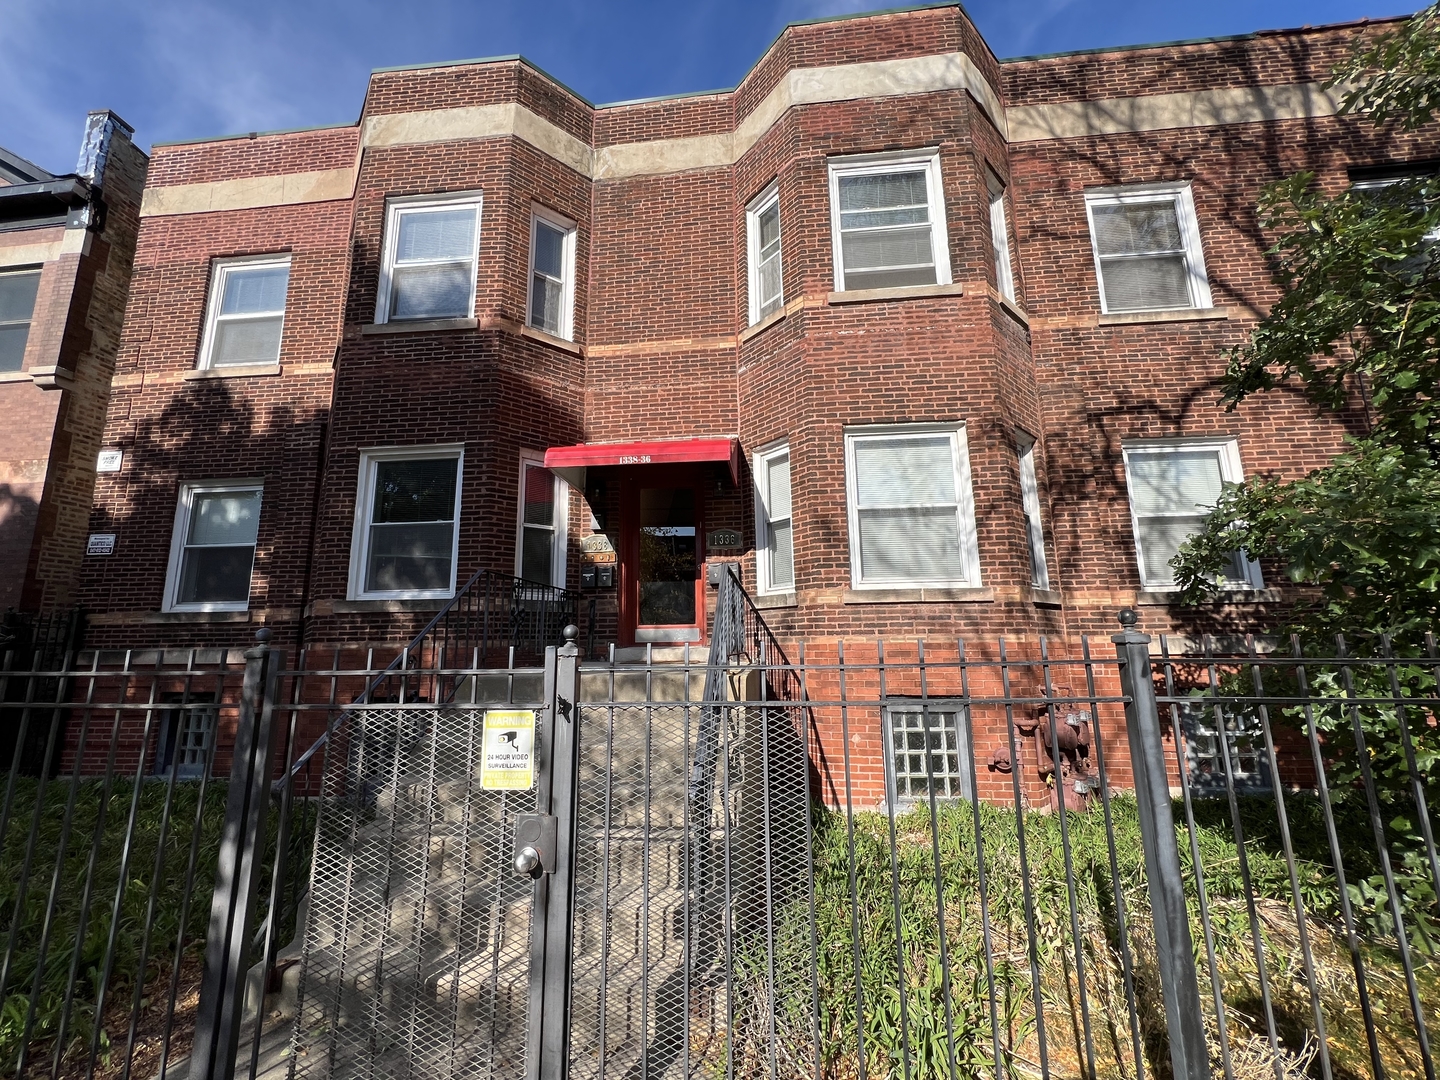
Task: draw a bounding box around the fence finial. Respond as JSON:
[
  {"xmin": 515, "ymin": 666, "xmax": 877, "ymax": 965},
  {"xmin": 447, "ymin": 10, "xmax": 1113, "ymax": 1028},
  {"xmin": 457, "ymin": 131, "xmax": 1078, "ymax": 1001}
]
[
  {"xmin": 255, "ymin": 626, "xmax": 272, "ymax": 645},
  {"xmin": 1117, "ymin": 607, "xmax": 1139, "ymax": 628},
  {"xmin": 562, "ymin": 624, "xmax": 579, "ymax": 643}
]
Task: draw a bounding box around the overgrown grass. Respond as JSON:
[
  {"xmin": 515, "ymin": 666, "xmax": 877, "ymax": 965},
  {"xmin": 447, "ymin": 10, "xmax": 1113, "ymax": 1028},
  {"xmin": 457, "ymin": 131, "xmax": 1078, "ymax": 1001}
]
[
  {"xmin": 0, "ymin": 777, "xmax": 229, "ymax": 1075},
  {"xmin": 744, "ymin": 797, "xmax": 1440, "ymax": 1080}
]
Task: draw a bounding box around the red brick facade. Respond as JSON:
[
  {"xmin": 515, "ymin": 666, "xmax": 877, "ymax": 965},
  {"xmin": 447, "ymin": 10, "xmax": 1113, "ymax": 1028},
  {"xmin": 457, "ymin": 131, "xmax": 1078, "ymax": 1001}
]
[{"xmin": 77, "ymin": 5, "xmax": 1434, "ymax": 661}]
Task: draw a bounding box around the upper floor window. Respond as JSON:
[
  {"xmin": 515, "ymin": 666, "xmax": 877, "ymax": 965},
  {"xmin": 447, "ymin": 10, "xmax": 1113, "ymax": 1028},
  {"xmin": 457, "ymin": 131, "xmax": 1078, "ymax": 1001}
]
[
  {"xmin": 376, "ymin": 194, "xmax": 482, "ymax": 324},
  {"xmin": 516, "ymin": 457, "xmax": 568, "ymax": 586},
  {"xmin": 1084, "ymin": 184, "xmax": 1211, "ymax": 314},
  {"xmin": 163, "ymin": 481, "xmax": 263, "ymax": 612},
  {"xmin": 349, "ymin": 446, "xmax": 462, "ymax": 599},
  {"xmin": 753, "ymin": 442, "xmax": 794, "ymax": 594},
  {"xmin": 0, "ymin": 268, "xmax": 41, "ymax": 372},
  {"xmin": 987, "ymin": 171, "xmax": 1016, "ymax": 303},
  {"xmin": 528, "ymin": 208, "xmax": 577, "ymax": 341},
  {"xmin": 198, "ymin": 256, "xmax": 290, "ymax": 369},
  {"xmin": 1017, "ymin": 433, "xmax": 1049, "ymax": 590},
  {"xmin": 747, "ymin": 183, "xmax": 783, "ymax": 324},
  {"xmin": 828, "ymin": 150, "xmax": 951, "ymax": 293},
  {"xmin": 844, "ymin": 424, "xmax": 980, "ymax": 590},
  {"xmin": 1122, "ymin": 439, "xmax": 1260, "ymax": 591}
]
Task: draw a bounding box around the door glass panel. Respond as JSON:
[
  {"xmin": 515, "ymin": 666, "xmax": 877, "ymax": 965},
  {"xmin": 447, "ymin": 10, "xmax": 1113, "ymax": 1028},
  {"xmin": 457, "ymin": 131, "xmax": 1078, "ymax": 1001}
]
[{"xmin": 638, "ymin": 487, "xmax": 697, "ymax": 626}]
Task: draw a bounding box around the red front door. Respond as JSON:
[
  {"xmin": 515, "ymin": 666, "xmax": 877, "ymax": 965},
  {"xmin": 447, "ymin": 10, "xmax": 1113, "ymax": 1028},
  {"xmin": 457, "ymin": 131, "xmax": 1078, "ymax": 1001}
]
[{"xmin": 617, "ymin": 467, "xmax": 706, "ymax": 646}]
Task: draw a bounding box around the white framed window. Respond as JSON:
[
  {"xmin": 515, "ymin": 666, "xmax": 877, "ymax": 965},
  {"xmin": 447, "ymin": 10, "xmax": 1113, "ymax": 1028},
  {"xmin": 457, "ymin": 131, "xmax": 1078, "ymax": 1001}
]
[
  {"xmin": 1122, "ymin": 439, "xmax": 1261, "ymax": 591},
  {"xmin": 987, "ymin": 170, "xmax": 1015, "ymax": 303},
  {"xmin": 844, "ymin": 424, "xmax": 980, "ymax": 589},
  {"xmin": 746, "ymin": 182, "xmax": 783, "ymax": 324},
  {"xmin": 1017, "ymin": 433, "xmax": 1050, "ymax": 590},
  {"xmin": 349, "ymin": 446, "xmax": 463, "ymax": 600},
  {"xmin": 753, "ymin": 442, "xmax": 794, "ymax": 594},
  {"xmin": 375, "ymin": 193, "xmax": 482, "ymax": 324},
  {"xmin": 883, "ymin": 701, "xmax": 975, "ymax": 806},
  {"xmin": 0, "ymin": 268, "xmax": 41, "ymax": 373},
  {"xmin": 516, "ymin": 455, "xmax": 568, "ymax": 587},
  {"xmin": 197, "ymin": 255, "xmax": 290, "ymax": 368},
  {"xmin": 1084, "ymin": 183, "xmax": 1212, "ymax": 314},
  {"xmin": 527, "ymin": 207, "xmax": 577, "ymax": 340},
  {"xmin": 163, "ymin": 481, "xmax": 263, "ymax": 612},
  {"xmin": 828, "ymin": 149, "xmax": 951, "ymax": 293}
]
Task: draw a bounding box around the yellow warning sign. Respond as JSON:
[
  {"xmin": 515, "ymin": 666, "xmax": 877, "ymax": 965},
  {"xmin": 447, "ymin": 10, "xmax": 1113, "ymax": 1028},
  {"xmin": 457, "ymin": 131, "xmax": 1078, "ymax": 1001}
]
[{"xmin": 480, "ymin": 710, "xmax": 536, "ymax": 790}]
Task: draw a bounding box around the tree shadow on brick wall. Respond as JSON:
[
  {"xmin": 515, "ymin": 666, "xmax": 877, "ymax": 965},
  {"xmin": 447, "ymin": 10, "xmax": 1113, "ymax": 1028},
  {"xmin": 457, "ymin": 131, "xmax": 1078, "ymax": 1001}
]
[
  {"xmin": 0, "ymin": 484, "xmax": 42, "ymax": 614},
  {"xmin": 86, "ymin": 378, "xmax": 320, "ymax": 651}
]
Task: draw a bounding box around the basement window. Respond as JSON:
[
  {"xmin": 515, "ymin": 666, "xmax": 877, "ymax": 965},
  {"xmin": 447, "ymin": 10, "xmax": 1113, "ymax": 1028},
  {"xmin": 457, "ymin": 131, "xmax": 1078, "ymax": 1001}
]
[
  {"xmin": 350, "ymin": 446, "xmax": 463, "ymax": 599},
  {"xmin": 0, "ymin": 268, "xmax": 41, "ymax": 372},
  {"xmin": 883, "ymin": 701, "xmax": 976, "ymax": 806},
  {"xmin": 163, "ymin": 482, "xmax": 263, "ymax": 612},
  {"xmin": 746, "ymin": 182, "xmax": 784, "ymax": 324},
  {"xmin": 828, "ymin": 150, "xmax": 951, "ymax": 293},
  {"xmin": 153, "ymin": 693, "xmax": 218, "ymax": 780},
  {"xmin": 198, "ymin": 256, "xmax": 290, "ymax": 368},
  {"xmin": 1084, "ymin": 183, "xmax": 1212, "ymax": 314},
  {"xmin": 527, "ymin": 208, "xmax": 577, "ymax": 341},
  {"xmin": 376, "ymin": 193, "xmax": 482, "ymax": 324}
]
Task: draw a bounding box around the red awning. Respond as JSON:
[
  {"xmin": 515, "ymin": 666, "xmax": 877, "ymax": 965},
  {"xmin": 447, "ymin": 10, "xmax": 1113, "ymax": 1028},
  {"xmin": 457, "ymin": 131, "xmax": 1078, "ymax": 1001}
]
[{"xmin": 543, "ymin": 438, "xmax": 739, "ymax": 488}]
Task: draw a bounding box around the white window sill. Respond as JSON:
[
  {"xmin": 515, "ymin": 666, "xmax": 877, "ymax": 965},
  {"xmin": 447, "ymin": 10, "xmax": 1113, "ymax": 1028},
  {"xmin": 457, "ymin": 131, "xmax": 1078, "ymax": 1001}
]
[
  {"xmin": 360, "ymin": 317, "xmax": 477, "ymax": 335},
  {"xmin": 1098, "ymin": 307, "xmax": 1230, "ymax": 326},
  {"xmin": 521, "ymin": 324, "xmax": 582, "ymax": 355},
  {"xmin": 1027, "ymin": 587, "xmax": 1063, "ymax": 608},
  {"xmin": 843, "ymin": 586, "xmax": 993, "ymax": 604},
  {"xmin": 740, "ymin": 306, "xmax": 787, "ymax": 342},
  {"xmin": 1136, "ymin": 587, "xmax": 1278, "ymax": 606},
  {"xmin": 335, "ymin": 598, "xmax": 451, "ymax": 612},
  {"xmin": 752, "ymin": 591, "xmax": 797, "ymax": 610},
  {"xmin": 185, "ymin": 364, "xmax": 281, "ymax": 380},
  {"xmin": 827, "ymin": 282, "xmax": 964, "ymax": 306}
]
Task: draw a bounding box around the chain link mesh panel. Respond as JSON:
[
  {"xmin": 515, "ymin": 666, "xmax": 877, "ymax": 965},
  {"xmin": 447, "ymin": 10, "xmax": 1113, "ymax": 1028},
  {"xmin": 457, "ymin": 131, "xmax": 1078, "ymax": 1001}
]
[{"xmin": 290, "ymin": 706, "xmax": 537, "ymax": 1080}]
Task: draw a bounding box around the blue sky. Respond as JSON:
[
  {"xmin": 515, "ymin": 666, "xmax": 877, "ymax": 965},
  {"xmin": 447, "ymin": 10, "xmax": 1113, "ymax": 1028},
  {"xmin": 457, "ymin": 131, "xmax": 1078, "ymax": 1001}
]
[{"xmin": 0, "ymin": 0, "xmax": 1416, "ymax": 175}]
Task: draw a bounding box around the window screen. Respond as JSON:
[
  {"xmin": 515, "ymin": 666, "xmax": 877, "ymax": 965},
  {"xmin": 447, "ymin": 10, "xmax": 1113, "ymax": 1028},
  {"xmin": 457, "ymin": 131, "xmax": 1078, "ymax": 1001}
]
[
  {"xmin": 365, "ymin": 457, "xmax": 459, "ymax": 593},
  {"xmin": 885, "ymin": 704, "xmax": 975, "ymax": 804},
  {"xmin": 205, "ymin": 260, "xmax": 289, "ymax": 367},
  {"xmin": 175, "ymin": 488, "xmax": 262, "ymax": 606},
  {"xmin": 850, "ymin": 432, "xmax": 967, "ymax": 584},
  {"xmin": 386, "ymin": 203, "xmax": 479, "ymax": 321},
  {"xmin": 0, "ymin": 269, "xmax": 41, "ymax": 372},
  {"xmin": 835, "ymin": 169, "xmax": 938, "ymax": 291}
]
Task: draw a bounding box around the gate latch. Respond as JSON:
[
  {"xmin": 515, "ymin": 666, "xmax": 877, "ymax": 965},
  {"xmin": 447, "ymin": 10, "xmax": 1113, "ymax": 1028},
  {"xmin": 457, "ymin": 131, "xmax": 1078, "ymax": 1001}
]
[{"xmin": 512, "ymin": 813, "xmax": 557, "ymax": 878}]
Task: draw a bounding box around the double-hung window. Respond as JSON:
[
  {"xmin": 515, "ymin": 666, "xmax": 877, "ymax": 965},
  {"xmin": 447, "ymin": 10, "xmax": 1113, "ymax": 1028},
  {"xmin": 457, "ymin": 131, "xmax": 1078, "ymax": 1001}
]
[
  {"xmin": 528, "ymin": 208, "xmax": 577, "ymax": 340},
  {"xmin": 987, "ymin": 171, "xmax": 1016, "ymax": 303},
  {"xmin": 516, "ymin": 457, "xmax": 568, "ymax": 586},
  {"xmin": 884, "ymin": 701, "xmax": 976, "ymax": 806},
  {"xmin": 828, "ymin": 150, "xmax": 951, "ymax": 293},
  {"xmin": 844, "ymin": 424, "xmax": 980, "ymax": 589},
  {"xmin": 198, "ymin": 256, "xmax": 290, "ymax": 368},
  {"xmin": 0, "ymin": 268, "xmax": 41, "ymax": 372},
  {"xmin": 1016, "ymin": 434, "xmax": 1050, "ymax": 590},
  {"xmin": 350, "ymin": 447, "xmax": 462, "ymax": 599},
  {"xmin": 163, "ymin": 482, "xmax": 263, "ymax": 612},
  {"xmin": 753, "ymin": 443, "xmax": 794, "ymax": 594},
  {"xmin": 376, "ymin": 194, "xmax": 482, "ymax": 324},
  {"xmin": 1122, "ymin": 439, "xmax": 1260, "ymax": 591},
  {"xmin": 1084, "ymin": 184, "xmax": 1211, "ymax": 313},
  {"xmin": 746, "ymin": 183, "xmax": 784, "ymax": 324}
]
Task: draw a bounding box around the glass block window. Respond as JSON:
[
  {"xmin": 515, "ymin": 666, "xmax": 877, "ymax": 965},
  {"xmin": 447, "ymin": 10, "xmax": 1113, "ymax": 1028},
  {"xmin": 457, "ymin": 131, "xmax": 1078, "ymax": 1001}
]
[
  {"xmin": 884, "ymin": 703, "xmax": 975, "ymax": 804},
  {"xmin": 1178, "ymin": 701, "xmax": 1271, "ymax": 796},
  {"xmin": 377, "ymin": 196, "xmax": 482, "ymax": 323},
  {"xmin": 199, "ymin": 257, "xmax": 290, "ymax": 368},
  {"xmin": 154, "ymin": 694, "xmax": 217, "ymax": 780},
  {"xmin": 1085, "ymin": 185, "xmax": 1211, "ymax": 314},
  {"xmin": 828, "ymin": 151, "xmax": 950, "ymax": 293},
  {"xmin": 164, "ymin": 483, "xmax": 263, "ymax": 611}
]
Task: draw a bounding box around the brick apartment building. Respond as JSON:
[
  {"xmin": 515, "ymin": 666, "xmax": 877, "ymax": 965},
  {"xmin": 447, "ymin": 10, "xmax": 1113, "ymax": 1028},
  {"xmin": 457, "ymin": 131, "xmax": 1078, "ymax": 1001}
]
[
  {"xmin": 75, "ymin": 3, "xmax": 1432, "ymax": 661},
  {"xmin": 1, "ymin": 113, "xmax": 145, "ymax": 618}
]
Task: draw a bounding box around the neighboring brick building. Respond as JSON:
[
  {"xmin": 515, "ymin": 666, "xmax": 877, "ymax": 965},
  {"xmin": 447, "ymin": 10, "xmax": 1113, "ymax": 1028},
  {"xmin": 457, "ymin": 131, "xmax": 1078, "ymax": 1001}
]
[
  {"xmin": 0, "ymin": 112, "xmax": 146, "ymax": 616},
  {"xmin": 77, "ymin": 4, "xmax": 1430, "ymax": 660}
]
